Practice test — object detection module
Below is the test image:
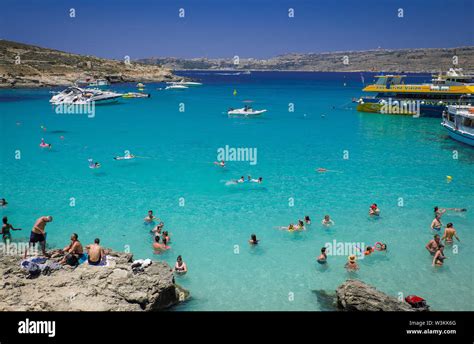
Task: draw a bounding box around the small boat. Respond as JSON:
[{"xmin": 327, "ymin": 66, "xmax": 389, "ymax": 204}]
[
  {"xmin": 165, "ymin": 84, "xmax": 188, "ymax": 90},
  {"xmin": 227, "ymin": 106, "xmax": 267, "ymax": 117},
  {"xmin": 441, "ymin": 105, "xmax": 474, "ymax": 146},
  {"xmin": 122, "ymin": 92, "xmax": 151, "ymax": 98},
  {"xmin": 168, "ymin": 80, "xmax": 202, "ymax": 86},
  {"xmin": 136, "ymin": 83, "xmax": 145, "ymax": 88}
]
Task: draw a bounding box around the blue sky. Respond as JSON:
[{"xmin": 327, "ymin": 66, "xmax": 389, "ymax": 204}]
[{"xmin": 0, "ymin": 0, "xmax": 472, "ymax": 59}]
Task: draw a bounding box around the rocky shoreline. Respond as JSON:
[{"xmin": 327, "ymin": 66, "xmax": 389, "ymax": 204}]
[
  {"xmin": 0, "ymin": 40, "xmax": 182, "ymax": 88},
  {"xmin": 315, "ymin": 279, "xmax": 430, "ymax": 311},
  {"xmin": 0, "ymin": 249, "xmax": 189, "ymax": 311}
]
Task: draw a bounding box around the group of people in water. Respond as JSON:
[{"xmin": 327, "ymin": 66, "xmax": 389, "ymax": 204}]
[
  {"xmin": 426, "ymin": 206, "xmax": 462, "ymax": 267},
  {"xmin": 144, "ymin": 210, "xmax": 187, "ymax": 274}
]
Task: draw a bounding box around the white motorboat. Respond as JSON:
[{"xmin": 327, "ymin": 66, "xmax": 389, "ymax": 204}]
[
  {"xmin": 168, "ymin": 80, "xmax": 202, "ymax": 86},
  {"xmin": 227, "ymin": 106, "xmax": 267, "ymax": 116},
  {"xmin": 441, "ymin": 105, "xmax": 474, "ymax": 146},
  {"xmin": 165, "ymin": 84, "xmax": 188, "ymax": 90},
  {"xmin": 50, "ymin": 87, "xmax": 122, "ymax": 105}
]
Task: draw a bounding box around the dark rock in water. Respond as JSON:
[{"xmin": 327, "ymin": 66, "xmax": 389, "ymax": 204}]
[
  {"xmin": 312, "ymin": 290, "xmax": 338, "ymax": 311},
  {"xmin": 336, "ymin": 279, "xmax": 428, "ymax": 312},
  {"xmin": 0, "ymin": 249, "xmax": 189, "ymax": 311}
]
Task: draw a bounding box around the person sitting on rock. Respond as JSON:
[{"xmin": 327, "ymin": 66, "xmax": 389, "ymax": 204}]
[
  {"xmin": 60, "ymin": 233, "xmax": 84, "ymax": 266},
  {"xmin": 85, "ymin": 238, "xmax": 107, "ymax": 266}
]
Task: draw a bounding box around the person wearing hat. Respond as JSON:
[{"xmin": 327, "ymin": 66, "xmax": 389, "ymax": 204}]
[
  {"xmin": 345, "ymin": 255, "xmax": 359, "ymax": 271},
  {"xmin": 369, "ymin": 203, "xmax": 380, "ymax": 216}
]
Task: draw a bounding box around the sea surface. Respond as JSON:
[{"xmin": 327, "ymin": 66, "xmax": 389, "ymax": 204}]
[{"xmin": 0, "ymin": 71, "xmax": 473, "ymax": 311}]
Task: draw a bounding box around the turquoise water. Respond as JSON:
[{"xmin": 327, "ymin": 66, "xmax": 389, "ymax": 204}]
[{"xmin": 1, "ymin": 72, "xmax": 473, "ymax": 311}]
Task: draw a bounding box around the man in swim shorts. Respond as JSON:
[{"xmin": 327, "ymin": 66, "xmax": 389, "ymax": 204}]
[
  {"xmin": 431, "ymin": 215, "xmax": 442, "ymax": 231},
  {"xmin": 86, "ymin": 238, "xmax": 106, "ymax": 265},
  {"xmin": 60, "ymin": 233, "xmax": 84, "ymax": 266},
  {"xmin": 26, "ymin": 215, "xmax": 52, "ymax": 257},
  {"xmin": 442, "ymin": 223, "xmax": 460, "ymax": 244},
  {"xmin": 432, "ymin": 245, "xmax": 447, "ymax": 267},
  {"xmin": 426, "ymin": 234, "xmax": 441, "ymax": 255}
]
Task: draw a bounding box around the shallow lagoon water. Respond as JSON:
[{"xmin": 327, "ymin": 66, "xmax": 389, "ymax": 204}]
[{"xmin": 0, "ymin": 72, "xmax": 473, "ymax": 311}]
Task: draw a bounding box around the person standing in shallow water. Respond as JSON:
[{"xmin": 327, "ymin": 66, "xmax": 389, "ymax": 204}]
[
  {"xmin": 174, "ymin": 255, "xmax": 188, "ymax": 274},
  {"xmin": 317, "ymin": 247, "xmax": 327, "ymax": 264},
  {"xmin": 248, "ymin": 234, "xmax": 259, "ymax": 245},
  {"xmin": 1, "ymin": 216, "xmax": 22, "ymax": 243},
  {"xmin": 426, "ymin": 234, "xmax": 441, "ymax": 255},
  {"xmin": 442, "ymin": 223, "xmax": 460, "ymax": 244},
  {"xmin": 431, "ymin": 215, "xmax": 442, "ymax": 231}
]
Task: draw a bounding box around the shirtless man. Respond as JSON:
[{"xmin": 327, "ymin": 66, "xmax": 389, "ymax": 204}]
[
  {"xmin": 369, "ymin": 204, "xmax": 380, "ymax": 216},
  {"xmin": 144, "ymin": 210, "xmax": 159, "ymax": 223},
  {"xmin": 1, "ymin": 216, "xmax": 22, "ymax": 243},
  {"xmin": 26, "ymin": 215, "xmax": 52, "ymax": 257},
  {"xmin": 430, "ymin": 215, "xmax": 442, "ymax": 231},
  {"xmin": 442, "ymin": 223, "xmax": 460, "ymax": 244},
  {"xmin": 60, "ymin": 233, "xmax": 84, "ymax": 266},
  {"xmin": 153, "ymin": 236, "xmax": 170, "ymax": 253},
  {"xmin": 426, "ymin": 234, "xmax": 441, "ymax": 255},
  {"xmin": 86, "ymin": 238, "xmax": 106, "ymax": 265}
]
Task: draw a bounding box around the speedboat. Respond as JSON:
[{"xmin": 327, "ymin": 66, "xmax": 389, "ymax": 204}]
[
  {"xmin": 167, "ymin": 80, "xmax": 202, "ymax": 86},
  {"xmin": 227, "ymin": 107, "xmax": 267, "ymax": 116},
  {"xmin": 165, "ymin": 84, "xmax": 188, "ymax": 90},
  {"xmin": 441, "ymin": 105, "xmax": 474, "ymax": 146},
  {"xmin": 50, "ymin": 87, "xmax": 122, "ymax": 105}
]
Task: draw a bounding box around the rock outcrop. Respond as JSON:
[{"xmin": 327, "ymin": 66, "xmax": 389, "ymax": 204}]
[
  {"xmin": 0, "ymin": 249, "xmax": 189, "ymax": 311},
  {"xmin": 0, "ymin": 40, "xmax": 182, "ymax": 88},
  {"xmin": 336, "ymin": 279, "xmax": 422, "ymax": 312}
]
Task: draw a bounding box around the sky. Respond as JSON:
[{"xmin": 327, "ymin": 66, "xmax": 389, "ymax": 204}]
[{"xmin": 0, "ymin": 0, "xmax": 472, "ymax": 59}]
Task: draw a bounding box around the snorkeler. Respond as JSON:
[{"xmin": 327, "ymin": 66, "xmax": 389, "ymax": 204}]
[
  {"xmin": 1, "ymin": 216, "xmax": 22, "ymax": 243},
  {"xmin": 39, "ymin": 138, "xmax": 52, "ymax": 149},
  {"xmin": 317, "ymin": 247, "xmax": 327, "ymax": 264},
  {"xmin": 321, "ymin": 215, "xmax": 334, "ymax": 226},
  {"xmin": 214, "ymin": 160, "xmax": 225, "ymax": 167},
  {"xmin": 442, "ymin": 223, "xmax": 460, "ymax": 244},
  {"xmin": 114, "ymin": 152, "xmax": 135, "ymax": 160},
  {"xmin": 144, "ymin": 210, "xmax": 159, "ymax": 223},
  {"xmin": 345, "ymin": 255, "xmax": 359, "ymax": 271},
  {"xmin": 88, "ymin": 158, "xmax": 101, "ymax": 169},
  {"xmin": 249, "ymin": 234, "xmax": 259, "ymax": 245},
  {"xmin": 369, "ymin": 203, "xmax": 380, "ymax": 216},
  {"xmin": 430, "ymin": 215, "xmax": 442, "ymax": 231}
]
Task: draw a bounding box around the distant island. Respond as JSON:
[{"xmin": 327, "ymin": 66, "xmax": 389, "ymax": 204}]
[
  {"xmin": 0, "ymin": 40, "xmax": 181, "ymax": 88},
  {"xmin": 138, "ymin": 47, "xmax": 474, "ymax": 74},
  {"xmin": 1, "ymin": 40, "xmax": 473, "ymax": 88}
]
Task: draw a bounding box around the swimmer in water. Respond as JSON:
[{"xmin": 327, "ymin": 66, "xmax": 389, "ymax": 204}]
[
  {"xmin": 434, "ymin": 206, "xmax": 447, "ymax": 218},
  {"xmin": 430, "ymin": 215, "xmax": 442, "ymax": 231},
  {"xmin": 364, "ymin": 246, "xmax": 374, "ymax": 256},
  {"xmin": 441, "ymin": 223, "xmax": 460, "ymax": 244},
  {"xmin": 0, "ymin": 199, "xmax": 7, "ymax": 207},
  {"xmin": 214, "ymin": 160, "xmax": 225, "ymax": 168},
  {"xmin": 369, "ymin": 203, "xmax": 380, "ymax": 216},
  {"xmin": 249, "ymin": 234, "xmax": 259, "ymax": 245},
  {"xmin": 317, "ymin": 247, "xmax": 327, "ymax": 264},
  {"xmin": 237, "ymin": 176, "xmax": 245, "ymax": 183},
  {"xmin": 432, "ymin": 245, "xmax": 447, "ymax": 267},
  {"xmin": 250, "ymin": 177, "xmax": 263, "ymax": 183},
  {"xmin": 296, "ymin": 220, "xmax": 305, "ymax": 230},
  {"xmin": 114, "ymin": 152, "xmax": 135, "ymax": 160},
  {"xmin": 88, "ymin": 158, "xmax": 101, "ymax": 169},
  {"xmin": 426, "ymin": 234, "xmax": 441, "ymax": 255},
  {"xmin": 316, "ymin": 168, "xmax": 328, "ymax": 173},
  {"xmin": 375, "ymin": 242, "xmax": 387, "ymax": 251},
  {"xmin": 144, "ymin": 210, "xmax": 159, "ymax": 223},
  {"xmin": 39, "ymin": 138, "xmax": 52, "ymax": 149},
  {"xmin": 345, "ymin": 255, "xmax": 359, "ymax": 271},
  {"xmin": 151, "ymin": 221, "xmax": 164, "ymax": 235},
  {"xmin": 304, "ymin": 215, "xmax": 311, "ymax": 225},
  {"xmin": 174, "ymin": 255, "xmax": 187, "ymax": 274},
  {"xmin": 162, "ymin": 230, "xmax": 171, "ymax": 243},
  {"xmin": 153, "ymin": 236, "xmax": 170, "ymax": 253},
  {"xmin": 1, "ymin": 216, "xmax": 22, "ymax": 243},
  {"xmin": 322, "ymin": 215, "xmax": 334, "ymax": 226}
]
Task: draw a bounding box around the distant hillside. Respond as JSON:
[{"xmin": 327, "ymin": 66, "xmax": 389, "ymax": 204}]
[
  {"xmin": 138, "ymin": 47, "xmax": 474, "ymax": 73},
  {"xmin": 0, "ymin": 40, "xmax": 180, "ymax": 88}
]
